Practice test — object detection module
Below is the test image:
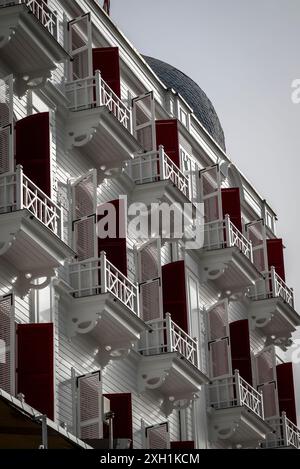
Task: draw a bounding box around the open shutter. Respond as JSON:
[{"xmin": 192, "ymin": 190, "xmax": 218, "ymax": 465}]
[
  {"xmin": 73, "ymin": 216, "xmax": 97, "ymax": 261},
  {"xmin": 17, "ymin": 323, "xmax": 54, "ymax": 419},
  {"xmin": 276, "ymin": 362, "xmax": 297, "ymax": 425},
  {"xmin": 103, "ymin": 393, "xmax": 133, "ymax": 447},
  {"xmin": 77, "ymin": 371, "xmax": 103, "ymax": 440},
  {"xmin": 132, "ymin": 91, "xmax": 156, "ymax": 152},
  {"xmin": 229, "ymin": 319, "xmax": 252, "ymax": 385},
  {"xmin": 68, "ymin": 13, "xmax": 92, "ymax": 80},
  {"xmin": 254, "ymin": 346, "xmax": 279, "ymax": 419},
  {"xmin": 137, "ymin": 239, "xmax": 163, "ymax": 322},
  {"xmin": 207, "ymin": 300, "xmax": 231, "ymax": 378},
  {"xmin": 0, "ymin": 295, "xmax": 15, "ymax": 395},
  {"xmin": 171, "ymin": 441, "xmax": 195, "ymax": 449},
  {"xmin": 155, "ymin": 119, "xmax": 180, "ymax": 167},
  {"xmin": 92, "ymin": 47, "xmax": 121, "ymax": 97},
  {"xmin": 0, "ymin": 75, "xmax": 13, "ymax": 174},
  {"xmin": 15, "ymin": 112, "xmax": 51, "ymax": 196},
  {"xmin": 146, "ymin": 423, "xmax": 170, "ymax": 449},
  {"xmin": 246, "ymin": 219, "xmax": 268, "ymax": 272},
  {"xmin": 267, "ymin": 239, "xmax": 285, "ymax": 281},
  {"xmin": 221, "ymin": 188, "xmax": 242, "ymax": 232},
  {"xmin": 162, "ymin": 260, "xmax": 188, "ymax": 333},
  {"xmin": 97, "ymin": 199, "xmax": 127, "ymax": 276}
]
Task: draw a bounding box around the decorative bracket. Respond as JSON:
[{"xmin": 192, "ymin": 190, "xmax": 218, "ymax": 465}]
[
  {"xmin": 137, "ymin": 368, "xmax": 169, "ymax": 393},
  {"xmin": 211, "ymin": 419, "xmax": 240, "ymax": 441},
  {"xmin": 13, "ymin": 269, "xmax": 55, "ymax": 298},
  {"xmin": 161, "ymin": 394, "xmax": 199, "ymax": 416},
  {"xmin": 200, "ymin": 262, "xmax": 228, "ymax": 283}
]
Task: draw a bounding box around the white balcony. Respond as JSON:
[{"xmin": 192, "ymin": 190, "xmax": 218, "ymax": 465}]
[
  {"xmin": 66, "ymin": 252, "xmax": 146, "ymax": 367},
  {"xmin": 137, "ymin": 314, "xmax": 208, "ymax": 414},
  {"xmin": 248, "ymin": 268, "xmax": 299, "ymax": 349},
  {"xmin": 264, "ymin": 413, "xmax": 300, "ymax": 449},
  {"xmin": 65, "ymin": 72, "xmax": 142, "ymax": 180},
  {"xmin": 199, "ymin": 215, "xmax": 260, "ymax": 293},
  {"xmin": 0, "ymin": 0, "xmax": 68, "ymax": 95},
  {"xmin": 207, "ymin": 371, "xmax": 271, "ymax": 447},
  {"xmin": 0, "ymin": 167, "xmax": 73, "ymax": 295}
]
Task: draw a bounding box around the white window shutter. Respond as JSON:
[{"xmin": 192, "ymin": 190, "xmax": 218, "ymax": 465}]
[
  {"xmin": 207, "ymin": 300, "xmax": 231, "ymax": 378},
  {"xmin": 77, "ymin": 371, "xmax": 103, "ymax": 440},
  {"xmin": 0, "ymin": 75, "xmax": 13, "ymax": 174},
  {"xmin": 132, "ymin": 91, "xmax": 156, "ymax": 152},
  {"xmin": 146, "ymin": 423, "xmax": 170, "ymax": 449},
  {"xmin": 246, "ymin": 219, "xmax": 268, "ymax": 272},
  {"xmin": 68, "ymin": 13, "xmax": 93, "ymax": 80},
  {"xmin": 254, "ymin": 346, "xmax": 279, "ymax": 418},
  {"xmin": 199, "ymin": 164, "xmax": 222, "ymax": 224},
  {"xmin": 73, "ymin": 216, "xmax": 96, "ymax": 261},
  {"xmin": 137, "ymin": 239, "xmax": 163, "ymax": 322},
  {"xmin": 0, "ymin": 295, "xmax": 15, "ymax": 395}
]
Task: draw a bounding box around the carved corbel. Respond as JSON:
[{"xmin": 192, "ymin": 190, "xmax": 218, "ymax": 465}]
[
  {"xmin": 96, "ymin": 344, "xmax": 132, "ymax": 369},
  {"xmin": 13, "ymin": 269, "xmax": 55, "ymax": 298},
  {"xmin": 200, "ymin": 262, "xmax": 228, "ymax": 283},
  {"xmin": 137, "ymin": 369, "xmax": 169, "ymax": 393},
  {"xmin": 161, "ymin": 394, "xmax": 198, "ymax": 416},
  {"xmin": 211, "ymin": 420, "xmax": 240, "ymax": 441},
  {"xmin": 66, "ymin": 128, "xmax": 97, "ymax": 151}
]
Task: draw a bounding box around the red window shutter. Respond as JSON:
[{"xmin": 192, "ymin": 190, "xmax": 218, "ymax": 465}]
[
  {"xmin": 15, "ymin": 112, "xmax": 51, "ymax": 196},
  {"xmin": 97, "ymin": 199, "xmax": 127, "ymax": 276},
  {"xmin": 267, "ymin": 238, "xmax": 285, "ymax": 281},
  {"xmin": 155, "ymin": 119, "xmax": 180, "ymax": 167},
  {"xmin": 229, "ymin": 319, "xmax": 252, "ymax": 385},
  {"xmin": 276, "ymin": 362, "xmax": 297, "ymax": 425},
  {"xmin": 103, "ymin": 393, "xmax": 133, "ymax": 447},
  {"xmin": 17, "ymin": 323, "xmax": 54, "ymax": 420},
  {"xmin": 162, "ymin": 260, "xmax": 188, "ymax": 333},
  {"xmin": 171, "ymin": 441, "xmax": 195, "ymax": 449},
  {"xmin": 92, "ymin": 47, "xmax": 121, "ymax": 97},
  {"xmin": 221, "ymin": 188, "xmax": 242, "ymax": 232}
]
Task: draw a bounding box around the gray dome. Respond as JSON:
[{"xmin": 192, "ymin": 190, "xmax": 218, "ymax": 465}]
[{"xmin": 144, "ymin": 56, "xmax": 226, "ymax": 151}]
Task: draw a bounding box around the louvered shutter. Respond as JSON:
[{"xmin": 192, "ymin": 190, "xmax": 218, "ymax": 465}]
[
  {"xmin": 171, "ymin": 441, "xmax": 195, "ymax": 449},
  {"xmin": 137, "ymin": 239, "xmax": 162, "ymax": 322},
  {"xmin": 103, "ymin": 393, "xmax": 133, "ymax": 447},
  {"xmin": 77, "ymin": 371, "xmax": 103, "ymax": 440},
  {"xmin": 73, "ymin": 216, "xmax": 96, "ymax": 261},
  {"xmin": 200, "ymin": 165, "xmax": 223, "ymax": 248},
  {"xmin": 17, "ymin": 323, "xmax": 54, "ymax": 419},
  {"xmin": 0, "ymin": 295, "xmax": 15, "ymax": 395},
  {"xmin": 162, "ymin": 260, "xmax": 188, "ymax": 333},
  {"xmin": 68, "ymin": 13, "xmax": 92, "ymax": 80},
  {"xmin": 146, "ymin": 423, "xmax": 170, "ymax": 449},
  {"xmin": 221, "ymin": 188, "xmax": 242, "ymax": 232},
  {"xmin": 92, "ymin": 47, "xmax": 121, "ymax": 97},
  {"xmin": 155, "ymin": 120, "xmax": 180, "ymax": 167},
  {"xmin": 15, "ymin": 112, "xmax": 51, "ymax": 196},
  {"xmin": 97, "ymin": 199, "xmax": 127, "ymax": 276},
  {"xmin": 246, "ymin": 219, "xmax": 268, "ymax": 272},
  {"xmin": 207, "ymin": 300, "xmax": 231, "ymax": 378},
  {"xmin": 267, "ymin": 239, "xmax": 286, "ymax": 281},
  {"xmin": 0, "ymin": 75, "xmax": 13, "ymax": 174},
  {"xmin": 132, "ymin": 91, "xmax": 156, "ymax": 151},
  {"xmin": 254, "ymin": 346, "xmax": 279, "ymax": 418},
  {"xmin": 229, "ymin": 319, "xmax": 253, "ymax": 385},
  {"xmin": 276, "ymin": 362, "xmax": 297, "ymax": 425}
]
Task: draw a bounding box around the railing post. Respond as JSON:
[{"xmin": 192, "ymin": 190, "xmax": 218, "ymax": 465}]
[
  {"xmin": 194, "ymin": 337, "xmax": 200, "ymax": 369},
  {"xmin": 158, "ymin": 145, "xmax": 165, "ymax": 181},
  {"xmin": 282, "ymin": 412, "xmax": 289, "ymax": 447},
  {"xmin": 234, "ymin": 369, "xmax": 242, "ymax": 406},
  {"xmin": 260, "ymin": 389, "xmax": 264, "ymax": 419},
  {"xmin": 16, "ymin": 164, "xmax": 23, "ymax": 210},
  {"xmin": 225, "ymin": 214, "xmax": 231, "ymax": 247},
  {"xmin": 249, "ymin": 239, "xmax": 254, "ymax": 263},
  {"xmin": 58, "ymin": 204, "xmax": 63, "ymax": 239},
  {"xmin": 270, "ymin": 266, "xmax": 276, "ymax": 297},
  {"xmin": 95, "ymin": 70, "xmax": 102, "ymax": 107},
  {"xmin": 100, "ymin": 251, "xmax": 107, "ymax": 294},
  {"xmin": 165, "ymin": 313, "xmax": 172, "ymax": 353}
]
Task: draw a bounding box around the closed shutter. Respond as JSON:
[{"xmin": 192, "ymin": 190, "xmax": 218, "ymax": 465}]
[
  {"xmin": 103, "ymin": 393, "xmax": 132, "ymax": 447},
  {"xmin": 254, "ymin": 346, "xmax": 279, "ymax": 418},
  {"xmin": 229, "ymin": 319, "xmax": 252, "ymax": 385},
  {"xmin": 132, "ymin": 92, "xmax": 156, "ymax": 152},
  {"xmin": 0, "ymin": 75, "xmax": 13, "ymax": 174},
  {"xmin": 246, "ymin": 219, "xmax": 268, "ymax": 272},
  {"xmin": 146, "ymin": 422, "xmax": 170, "ymax": 449},
  {"xmin": 162, "ymin": 260, "xmax": 188, "ymax": 333},
  {"xmin": 73, "ymin": 216, "xmax": 96, "ymax": 261},
  {"xmin": 17, "ymin": 323, "xmax": 54, "ymax": 419},
  {"xmin": 92, "ymin": 47, "xmax": 121, "ymax": 97},
  {"xmin": 77, "ymin": 371, "xmax": 103, "ymax": 440},
  {"xmin": 221, "ymin": 188, "xmax": 242, "ymax": 232},
  {"xmin": 276, "ymin": 362, "xmax": 297, "ymax": 424},
  {"xmin": 15, "ymin": 112, "xmax": 51, "ymax": 196},
  {"xmin": 207, "ymin": 300, "xmax": 231, "ymax": 378},
  {"xmin": 0, "ymin": 295, "xmax": 15, "ymax": 394},
  {"xmin": 267, "ymin": 239, "xmax": 286, "ymax": 281},
  {"xmin": 97, "ymin": 199, "xmax": 127, "ymax": 276},
  {"xmin": 68, "ymin": 13, "xmax": 92, "ymax": 80},
  {"xmin": 199, "ymin": 165, "xmax": 222, "ymax": 223},
  {"xmin": 171, "ymin": 441, "xmax": 195, "ymax": 449},
  {"xmin": 155, "ymin": 120, "xmax": 180, "ymax": 167},
  {"xmin": 137, "ymin": 239, "xmax": 162, "ymax": 322}
]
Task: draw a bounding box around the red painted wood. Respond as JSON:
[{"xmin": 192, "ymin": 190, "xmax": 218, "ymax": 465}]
[
  {"xmin": 229, "ymin": 319, "xmax": 253, "ymax": 385},
  {"xmin": 221, "ymin": 188, "xmax": 242, "ymax": 232},
  {"xmin": 162, "ymin": 260, "xmax": 188, "ymax": 333},
  {"xmin": 276, "ymin": 362, "xmax": 297, "ymax": 425},
  {"xmin": 267, "ymin": 238, "xmax": 286, "ymax": 281},
  {"xmin": 155, "ymin": 119, "xmax": 180, "ymax": 167},
  {"xmin": 171, "ymin": 441, "xmax": 195, "ymax": 449},
  {"xmin": 103, "ymin": 393, "xmax": 132, "ymax": 447},
  {"xmin": 92, "ymin": 47, "xmax": 121, "ymax": 97}
]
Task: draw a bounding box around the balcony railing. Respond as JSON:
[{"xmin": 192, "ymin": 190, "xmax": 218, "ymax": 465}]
[
  {"xmin": 0, "ymin": 166, "xmax": 62, "ymax": 237},
  {"xmin": 138, "ymin": 313, "xmax": 199, "ymax": 369},
  {"xmin": 203, "ymin": 215, "xmax": 253, "ymax": 262},
  {"xmin": 208, "ymin": 370, "xmax": 264, "ymax": 419},
  {"xmin": 68, "ymin": 251, "xmax": 139, "ymax": 316},
  {"xmin": 249, "ymin": 267, "xmax": 294, "ymax": 308},
  {"xmin": 264, "ymin": 413, "xmax": 300, "ymax": 449},
  {"xmin": 65, "ymin": 71, "xmax": 132, "ymax": 132},
  {"xmin": 0, "ymin": 0, "xmax": 58, "ymax": 39},
  {"xmin": 126, "ymin": 146, "xmax": 191, "ymax": 200}
]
